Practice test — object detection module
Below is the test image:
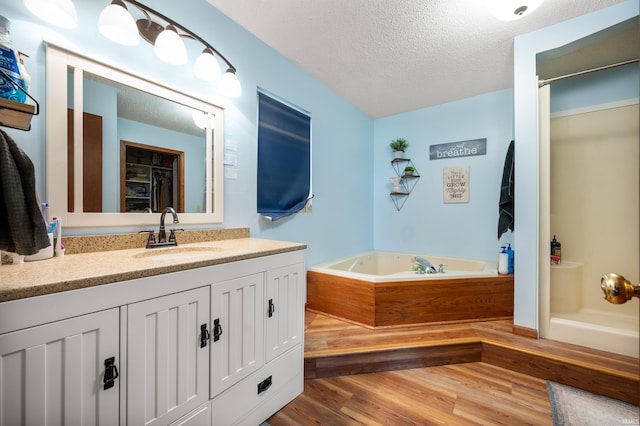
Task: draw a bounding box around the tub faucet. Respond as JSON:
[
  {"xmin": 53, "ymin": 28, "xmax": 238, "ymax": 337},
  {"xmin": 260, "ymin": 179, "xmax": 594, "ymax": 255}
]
[
  {"xmin": 158, "ymin": 207, "xmax": 179, "ymax": 244},
  {"xmin": 414, "ymin": 256, "xmax": 437, "ymax": 274}
]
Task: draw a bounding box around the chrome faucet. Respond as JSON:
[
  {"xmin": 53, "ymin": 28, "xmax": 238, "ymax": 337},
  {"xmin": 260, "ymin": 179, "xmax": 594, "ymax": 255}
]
[
  {"xmin": 158, "ymin": 207, "xmax": 179, "ymax": 243},
  {"xmin": 414, "ymin": 256, "xmax": 437, "ymax": 274}
]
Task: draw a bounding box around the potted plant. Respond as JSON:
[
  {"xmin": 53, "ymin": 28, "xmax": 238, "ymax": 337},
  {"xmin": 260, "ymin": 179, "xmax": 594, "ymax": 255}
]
[
  {"xmin": 389, "ymin": 138, "xmax": 408, "ymax": 158},
  {"xmin": 403, "ymin": 166, "xmax": 415, "ymax": 176}
]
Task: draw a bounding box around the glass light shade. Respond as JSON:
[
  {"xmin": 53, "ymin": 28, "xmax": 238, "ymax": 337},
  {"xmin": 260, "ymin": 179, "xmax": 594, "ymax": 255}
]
[
  {"xmin": 154, "ymin": 25, "xmax": 187, "ymax": 65},
  {"xmin": 24, "ymin": 0, "xmax": 78, "ymax": 29},
  {"xmin": 98, "ymin": 1, "xmax": 139, "ymax": 46},
  {"xmin": 194, "ymin": 49, "xmax": 222, "ymax": 82},
  {"xmin": 220, "ymin": 69, "xmax": 242, "ymax": 98},
  {"xmin": 486, "ymin": 0, "xmax": 544, "ymax": 21}
]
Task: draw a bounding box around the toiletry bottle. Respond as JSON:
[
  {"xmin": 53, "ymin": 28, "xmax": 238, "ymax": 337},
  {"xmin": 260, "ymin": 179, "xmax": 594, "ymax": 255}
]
[
  {"xmin": 551, "ymin": 235, "xmax": 561, "ymax": 264},
  {"xmin": 506, "ymin": 243, "xmax": 514, "ymax": 274},
  {"xmin": 0, "ymin": 15, "xmax": 26, "ymax": 103},
  {"xmin": 498, "ymin": 246, "xmax": 509, "ymax": 275}
]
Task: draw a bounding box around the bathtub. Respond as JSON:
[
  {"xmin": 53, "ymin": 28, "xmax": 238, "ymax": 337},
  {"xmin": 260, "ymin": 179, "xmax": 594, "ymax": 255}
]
[{"xmin": 307, "ymin": 251, "xmax": 514, "ymax": 328}]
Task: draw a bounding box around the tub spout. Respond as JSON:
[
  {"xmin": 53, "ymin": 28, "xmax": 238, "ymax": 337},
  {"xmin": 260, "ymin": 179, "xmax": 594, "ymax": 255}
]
[
  {"xmin": 601, "ymin": 273, "xmax": 640, "ymax": 304},
  {"xmin": 414, "ymin": 256, "xmax": 437, "ymax": 274}
]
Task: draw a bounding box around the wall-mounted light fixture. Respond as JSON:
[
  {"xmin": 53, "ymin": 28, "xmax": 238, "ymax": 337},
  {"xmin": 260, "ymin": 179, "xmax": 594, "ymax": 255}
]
[
  {"xmin": 98, "ymin": 0, "xmax": 241, "ymax": 97},
  {"xmin": 486, "ymin": 0, "xmax": 544, "ymax": 21},
  {"xmin": 24, "ymin": 0, "xmax": 78, "ymax": 29}
]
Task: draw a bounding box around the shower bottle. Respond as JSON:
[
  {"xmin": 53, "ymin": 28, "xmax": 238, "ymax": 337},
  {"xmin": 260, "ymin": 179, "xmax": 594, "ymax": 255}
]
[
  {"xmin": 506, "ymin": 244, "xmax": 514, "ymax": 274},
  {"xmin": 498, "ymin": 246, "xmax": 509, "ymax": 275}
]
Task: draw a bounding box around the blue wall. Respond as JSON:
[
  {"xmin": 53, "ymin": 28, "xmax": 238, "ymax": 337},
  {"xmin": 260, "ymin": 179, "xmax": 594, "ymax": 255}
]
[{"xmin": 373, "ymin": 89, "xmax": 514, "ymax": 263}]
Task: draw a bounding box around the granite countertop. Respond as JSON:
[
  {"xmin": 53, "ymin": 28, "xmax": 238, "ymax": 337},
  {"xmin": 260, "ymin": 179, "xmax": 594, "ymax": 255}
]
[{"xmin": 0, "ymin": 237, "xmax": 306, "ymax": 303}]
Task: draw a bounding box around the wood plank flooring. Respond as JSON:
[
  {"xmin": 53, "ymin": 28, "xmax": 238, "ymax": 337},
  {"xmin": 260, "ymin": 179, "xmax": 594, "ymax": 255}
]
[
  {"xmin": 269, "ymin": 363, "xmax": 552, "ymax": 425},
  {"xmin": 267, "ymin": 310, "xmax": 639, "ymax": 425}
]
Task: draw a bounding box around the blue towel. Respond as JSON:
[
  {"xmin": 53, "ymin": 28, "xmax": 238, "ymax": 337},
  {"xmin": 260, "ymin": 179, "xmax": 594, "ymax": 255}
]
[{"xmin": 498, "ymin": 140, "xmax": 514, "ymax": 239}]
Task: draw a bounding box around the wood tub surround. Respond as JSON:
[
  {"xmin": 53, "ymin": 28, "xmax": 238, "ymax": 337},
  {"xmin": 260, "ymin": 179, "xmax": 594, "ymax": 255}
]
[{"xmin": 307, "ymin": 271, "xmax": 514, "ymax": 327}]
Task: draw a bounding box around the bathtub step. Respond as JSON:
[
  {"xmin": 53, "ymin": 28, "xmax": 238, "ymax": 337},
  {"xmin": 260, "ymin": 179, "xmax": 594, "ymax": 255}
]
[{"xmin": 304, "ymin": 311, "xmax": 639, "ymax": 405}]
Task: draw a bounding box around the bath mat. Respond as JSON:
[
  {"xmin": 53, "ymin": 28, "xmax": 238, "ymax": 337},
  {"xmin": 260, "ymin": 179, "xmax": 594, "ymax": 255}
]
[{"xmin": 547, "ymin": 381, "xmax": 639, "ymax": 426}]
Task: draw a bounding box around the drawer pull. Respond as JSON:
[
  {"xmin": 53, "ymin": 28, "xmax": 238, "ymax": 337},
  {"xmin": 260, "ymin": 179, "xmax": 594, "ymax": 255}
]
[{"xmin": 257, "ymin": 375, "xmax": 272, "ymax": 395}]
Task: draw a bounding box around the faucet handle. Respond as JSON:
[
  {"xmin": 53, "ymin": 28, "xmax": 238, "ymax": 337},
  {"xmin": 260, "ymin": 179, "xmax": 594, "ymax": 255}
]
[
  {"xmin": 438, "ymin": 264, "xmax": 446, "ymax": 273},
  {"xmin": 168, "ymin": 229, "xmax": 184, "ymax": 244},
  {"xmin": 139, "ymin": 230, "xmax": 156, "ymax": 248}
]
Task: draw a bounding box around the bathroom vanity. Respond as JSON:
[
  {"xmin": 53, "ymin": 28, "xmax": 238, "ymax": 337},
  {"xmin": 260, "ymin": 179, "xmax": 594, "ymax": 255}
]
[{"xmin": 0, "ymin": 237, "xmax": 306, "ymax": 425}]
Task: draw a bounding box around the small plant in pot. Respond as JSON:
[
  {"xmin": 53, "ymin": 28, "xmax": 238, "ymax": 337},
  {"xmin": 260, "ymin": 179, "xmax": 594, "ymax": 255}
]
[
  {"xmin": 389, "ymin": 138, "xmax": 408, "ymax": 158},
  {"xmin": 403, "ymin": 166, "xmax": 415, "ymax": 176}
]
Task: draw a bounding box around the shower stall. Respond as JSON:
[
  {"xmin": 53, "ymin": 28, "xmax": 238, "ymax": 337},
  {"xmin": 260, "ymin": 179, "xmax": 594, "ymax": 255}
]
[{"xmin": 538, "ymin": 76, "xmax": 639, "ymax": 358}]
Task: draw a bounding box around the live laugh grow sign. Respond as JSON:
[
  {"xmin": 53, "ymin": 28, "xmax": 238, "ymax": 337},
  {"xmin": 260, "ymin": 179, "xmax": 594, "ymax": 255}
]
[{"xmin": 443, "ymin": 166, "xmax": 469, "ymax": 203}]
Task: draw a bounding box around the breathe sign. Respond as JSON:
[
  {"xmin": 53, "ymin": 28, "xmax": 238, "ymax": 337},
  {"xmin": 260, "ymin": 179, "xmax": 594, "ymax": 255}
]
[{"xmin": 430, "ymin": 138, "xmax": 486, "ymax": 160}]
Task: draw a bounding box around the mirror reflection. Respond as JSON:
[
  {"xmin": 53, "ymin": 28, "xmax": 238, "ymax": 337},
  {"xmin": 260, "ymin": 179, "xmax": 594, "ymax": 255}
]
[{"xmin": 68, "ymin": 71, "xmax": 208, "ymax": 214}]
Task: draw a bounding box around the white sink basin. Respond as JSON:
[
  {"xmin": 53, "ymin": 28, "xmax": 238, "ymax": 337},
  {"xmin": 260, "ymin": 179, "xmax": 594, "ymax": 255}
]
[{"xmin": 133, "ymin": 246, "xmax": 224, "ymax": 261}]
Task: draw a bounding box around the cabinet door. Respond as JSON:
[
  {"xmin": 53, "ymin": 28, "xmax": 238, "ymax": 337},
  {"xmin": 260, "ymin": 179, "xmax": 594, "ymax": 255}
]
[
  {"xmin": 127, "ymin": 286, "xmax": 210, "ymax": 426},
  {"xmin": 210, "ymin": 273, "xmax": 264, "ymax": 398},
  {"xmin": 0, "ymin": 308, "xmax": 119, "ymax": 426},
  {"xmin": 265, "ymin": 263, "xmax": 305, "ymax": 362}
]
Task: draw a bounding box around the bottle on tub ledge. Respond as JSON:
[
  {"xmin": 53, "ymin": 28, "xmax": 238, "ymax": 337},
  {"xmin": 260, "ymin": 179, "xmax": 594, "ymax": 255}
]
[
  {"xmin": 506, "ymin": 243, "xmax": 514, "ymax": 274},
  {"xmin": 498, "ymin": 246, "xmax": 509, "ymax": 275},
  {"xmin": 550, "ymin": 235, "xmax": 561, "ymax": 265}
]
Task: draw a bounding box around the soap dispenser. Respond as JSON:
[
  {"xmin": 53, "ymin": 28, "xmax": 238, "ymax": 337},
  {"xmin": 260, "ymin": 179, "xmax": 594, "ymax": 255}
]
[{"xmin": 506, "ymin": 244, "xmax": 514, "ymax": 274}]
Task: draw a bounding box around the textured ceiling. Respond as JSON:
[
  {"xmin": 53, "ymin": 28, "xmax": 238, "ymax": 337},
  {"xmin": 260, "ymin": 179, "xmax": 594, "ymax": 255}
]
[{"xmin": 208, "ymin": 0, "xmax": 630, "ymax": 118}]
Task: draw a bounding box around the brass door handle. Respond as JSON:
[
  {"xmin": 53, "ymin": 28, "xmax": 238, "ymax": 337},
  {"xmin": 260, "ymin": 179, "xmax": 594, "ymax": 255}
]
[{"xmin": 601, "ymin": 273, "xmax": 640, "ymax": 304}]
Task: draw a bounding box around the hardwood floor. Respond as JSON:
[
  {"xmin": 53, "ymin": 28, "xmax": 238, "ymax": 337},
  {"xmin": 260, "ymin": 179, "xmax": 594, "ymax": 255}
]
[
  {"xmin": 267, "ymin": 310, "xmax": 639, "ymax": 425},
  {"xmin": 269, "ymin": 363, "xmax": 552, "ymax": 425}
]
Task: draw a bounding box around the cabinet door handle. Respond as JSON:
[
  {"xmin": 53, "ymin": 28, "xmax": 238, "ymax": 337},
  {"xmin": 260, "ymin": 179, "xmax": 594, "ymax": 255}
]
[
  {"xmin": 268, "ymin": 299, "xmax": 275, "ymax": 318},
  {"xmin": 213, "ymin": 318, "xmax": 222, "ymax": 342},
  {"xmin": 103, "ymin": 357, "xmax": 119, "ymax": 390},
  {"xmin": 200, "ymin": 323, "xmax": 210, "ymax": 348}
]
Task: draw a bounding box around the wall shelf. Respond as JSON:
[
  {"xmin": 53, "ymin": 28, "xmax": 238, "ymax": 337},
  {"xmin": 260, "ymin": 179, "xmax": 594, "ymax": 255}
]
[
  {"xmin": 390, "ymin": 158, "xmax": 420, "ymax": 211},
  {"xmin": 0, "ymin": 97, "xmax": 37, "ymax": 131}
]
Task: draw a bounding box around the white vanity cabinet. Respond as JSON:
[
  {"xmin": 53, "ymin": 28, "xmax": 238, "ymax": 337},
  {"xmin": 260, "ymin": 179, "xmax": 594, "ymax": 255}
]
[
  {"xmin": 0, "ymin": 246, "xmax": 305, "ymax": 426},
  {"xmin": 127, "ymin": 286, "xmax": 211, "ymax": 426},
  {"xmin": 0, "ymin": 308, "xmax": 120, "ymax": 425}
]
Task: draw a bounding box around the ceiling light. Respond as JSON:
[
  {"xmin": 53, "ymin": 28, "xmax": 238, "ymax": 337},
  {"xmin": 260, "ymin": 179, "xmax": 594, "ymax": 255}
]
[
  {"xmin": 97, "ymin": 0, "xmax": 241, "ymax": 97},
  {"xmin": 486, "ymin": 0, "xmax": 544, "ymax": 21},
  {"xmin": 24, "ymin": 0, "xmax": 78, "ymax": 29},
  {"xmin": 98, "ymin": 0, "xmax": 139, "ymax": 46},
  {"xmin": 154, "ymin": 24, "xmax": 187, "ymax": 65}
]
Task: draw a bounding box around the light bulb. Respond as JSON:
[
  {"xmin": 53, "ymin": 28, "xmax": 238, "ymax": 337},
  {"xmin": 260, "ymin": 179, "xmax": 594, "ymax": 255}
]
[
  {"xmin": 24, "ymin": 0, "xmax": 78, "ymax": 29},
  {"xmin": 154, "ymin": 25, "xmax": 187, "ymax": 65},
  {"xmin": 194, "ymin": 48, "xmax": 222, "ymax": 82},
  {"xmin": 98, "ymin": 0, "xmax": 139, "ymax": 46},
  {"xmin": 220, "ymin": 68, "xmax": 242, "ymax": 98},
  {"xmin": 486, "ymin": 0, "xmax": 544, "ymax": 21}
]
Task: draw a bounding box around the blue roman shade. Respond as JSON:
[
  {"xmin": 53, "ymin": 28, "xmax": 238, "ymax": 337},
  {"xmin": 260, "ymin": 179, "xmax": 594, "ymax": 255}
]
[{"xmin": 257, "ymin": 92, "xmax": 311, "ymax": 220}]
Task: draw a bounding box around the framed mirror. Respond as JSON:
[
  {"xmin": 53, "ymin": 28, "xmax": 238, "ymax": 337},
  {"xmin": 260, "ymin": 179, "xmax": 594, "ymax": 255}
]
[{"xmin": 46, "ymin": 44, "xmax": 224, "ymax": 227}]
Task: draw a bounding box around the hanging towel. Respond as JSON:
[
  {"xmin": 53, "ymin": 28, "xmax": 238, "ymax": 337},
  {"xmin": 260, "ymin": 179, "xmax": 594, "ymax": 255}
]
[
  {"xmin": 0, "ymin": 129, "xmax": 50, "ymax": 255},
  {"xmin": 498, "ymin": 140, "xmax": 515, "ymax": 239}
]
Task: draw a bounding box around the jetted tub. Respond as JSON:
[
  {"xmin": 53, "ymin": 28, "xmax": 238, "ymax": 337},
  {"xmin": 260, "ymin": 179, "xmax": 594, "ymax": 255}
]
[{"xmin": 307, "ymin": 251, "xmax": 514, "ymax": 328}]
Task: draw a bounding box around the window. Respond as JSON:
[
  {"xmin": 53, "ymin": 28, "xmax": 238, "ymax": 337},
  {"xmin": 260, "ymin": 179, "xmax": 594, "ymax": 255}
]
[{"xmin": 257, "ymin": 91, "xmax": 311, "ymax": 220}]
